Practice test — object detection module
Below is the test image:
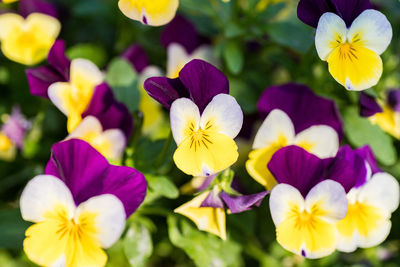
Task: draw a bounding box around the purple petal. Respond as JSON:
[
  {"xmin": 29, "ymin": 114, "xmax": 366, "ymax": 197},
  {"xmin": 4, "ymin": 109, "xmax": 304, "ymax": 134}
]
[
  {"xmin": 26, "ymin": 66, "xmax": 64, "ymax": 99},
  {"xmin": 45, "ymin": 139, "xmax": 146, "ymax": 217},
  {"xmin": 47, "ymin": 40, "xmax": 70, "ymax": 81},
  {"xmin": 144, "ymin": 77, "xmax": 189, "ymax": 109},
  {"xmin": 83, "ymin": 84, "xmax": 133, "ymax": 139},
  {"xmin": 200, "ymin": 191, "xmax": 225, "ymax": 209},
  {"xmin": 297, "ymin": 0, "xmax": 373, "ymax": 28},
  {"xmin": 359, "ymin": 92, "xmax": 382, "ymax": 117},
  {"xmin": 258, "ymin": 83, "xmax": 343, "ymax": 140},
  {"xmin": 387, "ymin": 89, "xmax": 400, "ymax": 112},
  {"xmin": 19, "ymin": 0, "xmax": 58, "ymax": 18},
  {"xmin": 179, "ymin": 59, "xmax": 229, "ymax": 113},
  {"xmin": 267, "ymin": 145, "xmax": 325, "ymax": 197},
  {"xmin": 121, "ymin": 44, "xmax": 149, "ymax": 73},
  {"xmin": 355, "ymin": 145, "xmax": 381, "ymax": 174},
  {"xmin": 220, "ymin": 191, "xmax": 269, "ymax": 214},
  {"xmin": 196, "ymin": 175, "xmax": 216, "ymax": 192},
  {"xmin": 1, "ymin": 107, "xmax": 31, "ymax": 148},
  {"xmin": 324, "ymin": 145, "xmax": 368, "ymax": 192},
  {"xmin": 160, "ymin": 15, "xmax": 201, "ymax": 54}
]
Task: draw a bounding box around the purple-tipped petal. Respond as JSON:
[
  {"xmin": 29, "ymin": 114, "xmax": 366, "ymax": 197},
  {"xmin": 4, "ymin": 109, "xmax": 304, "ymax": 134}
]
[
  {"xmin": 47, "ymin": 40, "xmax": 70, "ymax": 81},
  {"xmin": 196, "ymin": 175, "xmax": 217, "ymax": 192},
  {"xmin": 2, "ymin": 107, "xmax": 31, "ymax": 148},
  {"xmin": 122, "ymin": 44, "xmax": 149, "ymax": 73},
  {"xmin": 258, "ymin": 83, "xmax": 343, "ymax": 140},
  {"xmin": 26, "ymin": 67, "xmax": 64, "ymax": 98},
  {"xmin": 179, "ymin": 59, "xmax": 229, "ymax": 113},
  {"xmin": 83, "ymin": 83, "xmax": 133, "ymax": 139},
  {"xmin": 359, "ymin": 92, "xmax": 382, "ymax": 117},
  {"xmin": 325, "ymin": 145, "xmax": 368, "ymax": 192},
  {"xmin": 220, "ymin": 191, "xmax": 269, "ymax": 214},
  {"xmin": 387, "ymin": 90, "xmax": 400, "ymax": 112},
  {"xmin": 200, "ymin": 191, "xmax": 225, "ymax": 209},
  {"xmin": 19, "ymin": 0, "xmax": 58, "ymax": 18},
  {"xmin": 45, "ymin": 139, "xmax": 146, "ymax": 217},
  {"xmin": 144, "ymin": 77, "xmax": 189, "ymax": 109},
  {"xmin": 268, "ymin": 145, "xmax": 325, "ymax": 197},
  {"xmin": 297, "ymin": 0, "xmax": 373, "ymax": 28},
  {"xmin": 161, "ymin": 15, "xmax": 201, "ymax": 54},
  {"xmin": 355, "ymin": 145, "xmax": 381, "ymax": 174}
]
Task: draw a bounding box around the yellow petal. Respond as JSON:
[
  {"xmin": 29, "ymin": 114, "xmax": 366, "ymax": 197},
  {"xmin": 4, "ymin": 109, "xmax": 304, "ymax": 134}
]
[
  {"xmin": 327, "ymin": 43, "xmax": 382, "ymax": 91},
  {"xmin": 24, "ymin": 205, "xmax": 107, "ymax": 267},
  {"xmin": 369, "ymin": 105, "xmax": 400, "ymax": 140},
  {"xmin": 175, "ymin": 192, "xmax": 226, "ymax": 240},
  {"xmin": 0, "ymin": 13, "xmax": 60, "ymax": 65},
  {"xmin": 245, "ymin": 147, "xmax": 279, "ymax": 190},
  {"xmin": 118, "ymin": 0, "xmax": 179, "ymax": 26},
  {"xmin": 173, "ymin": 132, "xmax": 239, "ymax": 177}
]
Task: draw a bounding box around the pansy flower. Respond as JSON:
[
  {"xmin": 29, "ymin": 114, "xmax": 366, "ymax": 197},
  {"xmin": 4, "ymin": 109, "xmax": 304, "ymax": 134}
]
[
  {"xmin": 27, "ymin": 41, "xmax": 133, "ymax": 140},
  {"xmin": 268, "ymin": 145, "xmax": 358, "ymax": 258},
  {"xmin": 246, "ymin": 83, "xmax": 342, "ymax": 190},
  {"xmin": 334, "ymin": 146, "xmax": 400, "ymax": 252},
  {"xmin": 0, "ymin": 0, "xmax": 60, "ymax": 65},
  {"xmin": 360, "ymin": 91, "xmax": 400, "ymax": 139},
  {"xmin": 118, "ymin": 0, "xmax": 179, "ymax": 26},
  {"xmin": 161, "ymin": 15, "xmax": 218, "ymax": 78},
  {"xmin": 20, "ymin": 139, "xmax": 147, "ymax": 266},
  {"xmin": 175, "ymin": 170, "xmax": 268, "ymax": 239},
  {"xmin": 314, "ymin": 9, "xmax": 392, "ymax": 91}
]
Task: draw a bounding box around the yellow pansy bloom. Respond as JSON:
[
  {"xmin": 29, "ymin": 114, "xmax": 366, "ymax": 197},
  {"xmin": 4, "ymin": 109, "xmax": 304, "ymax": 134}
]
[
  {"xmin": 246, "ymin": 109, "xmax": 338, "ymax": 190},
  {"xmin": 20, "ymin": 175, "xmax": 126, "ymax": 267},
  {"xmin": 0, "ymin": 132, "xmax": 16, "ymax": 161},
  {"xmin": 118, "ymin": 0, "xmax": 179, "ymax": 26},
  {"xmin": 369, "ymin": 104, "xmax": 400, "ymax": 140},
  {"xmin": 170, "ymin": 94, "xmax": 243, "ymax": 177},
  {"xmin": 175, "ymin": 191, "xmax": 226, "ymax": 240},
  {"xmin": 336, "ymin": 173, "xmax": 399, "ymax": 252},
  {"xmin": 0, "ymin": 13, "xmax": 60, "ymax": 65},
  {"xmin": 315, "ymin": 10, "xmax": 392, "ymax": 91},
  {"xmin": 270, "ymin": 180, "xmax": 348, "ymax": 258},
  {"xmin": 48, "ymin": 59, "xmax": 104, "ymax": 133}
]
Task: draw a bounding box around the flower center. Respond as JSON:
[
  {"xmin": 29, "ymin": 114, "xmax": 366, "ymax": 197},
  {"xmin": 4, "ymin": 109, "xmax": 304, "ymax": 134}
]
[
  {"xmin": 339, "ymin": 43, "xmax": 358, "ymax": 61},
  {"xmin": 188, "ymin": 122, "xmax": 214, "ymax": 152}
]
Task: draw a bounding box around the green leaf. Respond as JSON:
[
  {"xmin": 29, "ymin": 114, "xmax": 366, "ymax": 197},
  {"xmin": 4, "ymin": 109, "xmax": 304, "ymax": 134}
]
[
  {"xmin": 223, "ymin": 42, "xmax": 244, "ymax": 75},
  {"xmin": 0, "ymin": 208, "xmax": 30, "ymax": 249},
  {"xmin": 66, "ymin": 43, "xmax": 107, "ymax": 67},
  {"xmin": 106, "ymin": 58, "xmax": 140, "ymax": 113},
  {"xmin": 229, "ymin": 78, "xmax": 258, "ymax": 114},
  {"xmin": 147, "ymin": 174, "xmax": 179, "ymax": 199},
  {"xmin": 265, "ymin": 22, "xmax": 314, "ymax": 54},
  {"xmin": 123, "ymin": 222, "xmax": 153, "ymax": 267},
  {"xmin": 343, "ymin": 107, "xmax": 397, "ymax": 165},
  {"xmin": 167, "ymin": 214, "xmax": 242, "ymax": 267}
]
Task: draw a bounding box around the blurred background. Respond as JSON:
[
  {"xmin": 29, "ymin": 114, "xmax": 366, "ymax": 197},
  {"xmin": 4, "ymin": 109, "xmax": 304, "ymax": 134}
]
[{"xmin": 1, "ymin": 0, "xmax": 400, "ymax": 266}]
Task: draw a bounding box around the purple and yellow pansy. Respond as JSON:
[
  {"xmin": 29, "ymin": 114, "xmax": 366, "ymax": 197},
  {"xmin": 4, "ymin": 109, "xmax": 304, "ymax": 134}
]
[
  {"xmin": 20, "ymin": 139, "xmax": 147, "ymax": 267},
  {"xmin": 246, "ymin": 83, "xmax": 342, "ymax": 190}
]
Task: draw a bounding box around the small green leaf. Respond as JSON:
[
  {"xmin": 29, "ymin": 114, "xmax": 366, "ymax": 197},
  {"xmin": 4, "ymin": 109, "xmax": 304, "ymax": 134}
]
[
  {"xmin": 106, "ymin": 58, "xmax": 140, "ymax": 113},
  {"xmin": 0, "ymin": 209, "xmax": 30, "ymax": 249},
  {"xmin": 343, "ymin": 107, "xmax": 397, "ymax": 166},
  {"xmin": 223, "ymin": 42, "xmax": 244, "ymax": 75},
  {"xmin": 66, "ymin": 44, "xmax": 107, "ymax": 67},
  {"xmin": 123, "ymin": 222, "xmax": 153, "ymax": 267},
  {"xmin": 147, "ymin": 174, "xmax": 179, "ymax": 199}
]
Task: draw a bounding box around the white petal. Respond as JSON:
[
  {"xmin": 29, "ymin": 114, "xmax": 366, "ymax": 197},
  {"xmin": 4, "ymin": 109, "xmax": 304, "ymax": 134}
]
[
  {"xmin": 190, "ymin": 45, "xmax": 219, "ymax": 67},
  {"xmin": 170, "ymin": 98, "xmax": 200, "ymax": 145},
  {"xmin": 200, "ymin": 94, "xmax": 243, "ymax": 139},
  {"xmin": 269, "ymin": 183, "xmax": 304, "ymax": 226},
  {"xmin": 305, "ymin": 180, "xmax": 348, "ymax": 223},
  {"xmin": 348, "ymin": 9, "xmax": 392, "ymax": 55},
  {"xmin": 358, "ymin": 172, "xmax": 400, "ymax": 213},
  {"xmin": 75, "ymin": 194, "xmax": 126, "ymax": 249},
  {"xmin": 101, "ymin": 129, "xmax": 126, "ymax": 160},
  {"xmin": 167, "ymin": 43, "xmax": 189, "ymax": 78},
  {"xmin": 70, "ymin": 58, "xmax": 104, "ymax": 86},
  {"xmin": 20, "ymin": 175, "xmax": 75, "ymax": 223},
  {"xmin": 252, "ymin": 109, "xmax": 295, "ymax": 149},
  {"xmin": 358, "ymin": 220, "xmax": 392, "ymax": 249},
  {"xmin": 139, "ymin": 65, "xmax": 164, "ymax": 86},
  {"xmin": 67, "ymin": 116, "xmax": 103, "ymax": 139},
  {"xmin": 315, "ymin": 12, "xmax": 347, "ymax": 60},
  {"xmin": 48, "ymin": 82, "xmax": 72, "ymax": 115},
  {"xmin": 294, "ymin": 125, "xmax": 339, "ymax": 158}
]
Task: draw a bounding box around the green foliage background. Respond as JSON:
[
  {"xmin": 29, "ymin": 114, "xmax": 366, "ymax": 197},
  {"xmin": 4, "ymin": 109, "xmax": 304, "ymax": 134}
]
[{"xmin": 1, "ymin": 0, "xmax": 400, "ymax": 266}]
